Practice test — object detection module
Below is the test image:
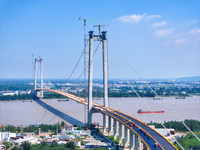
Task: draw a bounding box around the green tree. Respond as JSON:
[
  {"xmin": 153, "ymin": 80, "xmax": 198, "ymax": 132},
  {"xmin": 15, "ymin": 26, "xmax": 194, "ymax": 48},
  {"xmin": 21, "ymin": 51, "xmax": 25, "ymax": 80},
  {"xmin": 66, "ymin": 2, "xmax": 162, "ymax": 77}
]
[
  {"xmin": 51, "ymin": 140, "xmax": 58, "ymax": 147},
  {"xmin": 17, "ymin": 126, "xmax": 21, "ymax": 133},
  {"xmin": 3, "ymin": 141, "xmax": 13, "ymax": 150},
  {"xmin": 65, "ymin": 141, "xmax": 76, "ymax": 149},
  {"xmin": 11, "ymin": 146, "xmax": 23, "ymax": 150},
  {"xmin": 81, "ymin": 141, "xmax": 86, "ymax": 146},
  {"xmin": 21, "ymin": 141, "xmax": 31, "ymax": 150},
  {"xmin": 61, "ymin": 121, "xmax": 66, "ymax": 128}
]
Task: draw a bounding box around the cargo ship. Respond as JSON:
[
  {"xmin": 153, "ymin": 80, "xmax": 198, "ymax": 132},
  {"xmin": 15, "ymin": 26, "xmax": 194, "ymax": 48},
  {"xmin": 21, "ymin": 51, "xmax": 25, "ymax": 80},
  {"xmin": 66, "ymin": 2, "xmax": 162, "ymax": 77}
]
[
  {"xmin": 58, "ymin": 99, "xmax": 69, "ymax": 102},
  {"xmin": 175, "ymin": 97, "xmax": 186, "ymax": 99},
  {"xmin": 153, "ymin": 97, "xmax": 163, "ymax": 100},
  {"xmin": 137, "ymin": 109, "xmax": 164, "ymax": 113}
]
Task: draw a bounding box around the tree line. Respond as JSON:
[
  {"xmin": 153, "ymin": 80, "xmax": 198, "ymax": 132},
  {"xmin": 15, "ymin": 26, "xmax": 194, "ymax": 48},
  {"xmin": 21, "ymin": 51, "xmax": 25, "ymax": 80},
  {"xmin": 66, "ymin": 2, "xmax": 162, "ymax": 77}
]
[
  {"xmin": 148, "ymin": 119, "xmax": 200, "ymax": 132},
  {"xmin": 1, "ymin": 123, "xmax": 62, "ymax": 134}
]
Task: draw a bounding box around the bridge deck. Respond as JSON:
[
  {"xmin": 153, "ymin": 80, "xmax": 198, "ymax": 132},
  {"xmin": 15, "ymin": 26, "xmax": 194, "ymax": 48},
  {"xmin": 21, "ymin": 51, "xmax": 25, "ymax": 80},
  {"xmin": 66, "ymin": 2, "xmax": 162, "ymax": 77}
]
[{"xmin": 37, "ymin": 89, "xmax": 178, "ymax": 150}]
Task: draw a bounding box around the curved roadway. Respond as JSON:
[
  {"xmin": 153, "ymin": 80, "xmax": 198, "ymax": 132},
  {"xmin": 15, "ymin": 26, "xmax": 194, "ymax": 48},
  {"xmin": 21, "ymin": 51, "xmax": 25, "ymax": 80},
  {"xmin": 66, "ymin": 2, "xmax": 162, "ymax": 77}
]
[{"xmin": 37, "ymin": 89, "xmax": 177, "ymax": 150}]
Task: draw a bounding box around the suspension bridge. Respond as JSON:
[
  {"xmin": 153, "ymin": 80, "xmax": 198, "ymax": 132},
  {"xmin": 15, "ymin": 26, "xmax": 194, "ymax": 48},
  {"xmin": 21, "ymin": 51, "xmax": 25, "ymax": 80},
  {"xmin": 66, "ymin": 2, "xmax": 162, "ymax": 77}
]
[{"xmin": 33, "ymin": 30, "xmax": 199, "ymax": 150}]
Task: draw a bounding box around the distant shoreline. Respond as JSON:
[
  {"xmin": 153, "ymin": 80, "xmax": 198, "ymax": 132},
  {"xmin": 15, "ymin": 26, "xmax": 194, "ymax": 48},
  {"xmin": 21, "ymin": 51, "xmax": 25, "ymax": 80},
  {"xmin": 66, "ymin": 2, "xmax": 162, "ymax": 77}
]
[{"xmin": 1, "ymin": 95, "xmax": 200, "ymax": 102}]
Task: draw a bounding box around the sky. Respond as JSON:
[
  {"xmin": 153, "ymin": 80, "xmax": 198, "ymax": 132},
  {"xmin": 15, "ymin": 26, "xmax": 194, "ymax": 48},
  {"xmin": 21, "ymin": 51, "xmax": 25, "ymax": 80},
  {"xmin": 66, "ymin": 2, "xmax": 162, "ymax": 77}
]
[{"xmin": 1, "ymin": 0, "xmax": 200, "ymax": 80}]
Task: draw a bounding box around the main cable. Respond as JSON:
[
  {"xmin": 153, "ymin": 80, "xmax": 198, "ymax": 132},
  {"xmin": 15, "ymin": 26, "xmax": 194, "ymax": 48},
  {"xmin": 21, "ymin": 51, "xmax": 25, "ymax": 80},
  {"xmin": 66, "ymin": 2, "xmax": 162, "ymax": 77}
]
[
  {"xmin": 66, "ymin": 41, "xmax": 89, "ymax": 84},
  {"xmin": 109, "ymin": 40, "xmax": 200, "ymax": 142},
  {"xmin": 108, "ymin": 56, "xmax": 184, "ymax": 150},
  {"xmin": 71, "ymin": 41, "xmax": 101, "ymax": 86}
]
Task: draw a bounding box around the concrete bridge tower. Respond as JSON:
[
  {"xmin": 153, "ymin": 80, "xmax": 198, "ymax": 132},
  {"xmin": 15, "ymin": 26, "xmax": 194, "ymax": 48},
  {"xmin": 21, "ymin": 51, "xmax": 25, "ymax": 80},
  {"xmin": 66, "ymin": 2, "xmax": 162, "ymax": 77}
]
[
  {"xmin": 34, "ymin": 56, "xmax": 43, "ymax": 99},
  {"xmin": 88, "ymin": 31, "xmax": 108, "ymax": 127}
]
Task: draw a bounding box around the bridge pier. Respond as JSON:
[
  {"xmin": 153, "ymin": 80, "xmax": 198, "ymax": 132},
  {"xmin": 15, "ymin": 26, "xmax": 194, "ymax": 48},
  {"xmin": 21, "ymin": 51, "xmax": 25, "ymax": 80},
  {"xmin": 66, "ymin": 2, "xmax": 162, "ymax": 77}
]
[
  {"xmin": 129, "ymin": 132, "xmax": 134, "ymax": 150},
  {"xmin": 119, "ymin": 122, "xmax": 123, "ymax": 144},
  {"xmin": 134, "ymin": 134, "xmax": 139, "ymax": 150},
  {"xmin": 108, "ymin": 116, "xmax": 113, "ymax": 136},
  {"xmin": 124, "ymin": 126, "xmax": 129, "ymax": 148},
  {"xmin": 143, "ymin": 143, "xmax": 148, "ymax": 150},
  {"xmin": 103, "ymin": 114, "xmax": 107, "ymax": 133},
  {"xmin": 113, "ymin": 119, "xmax": 118, "ymax": 139}
]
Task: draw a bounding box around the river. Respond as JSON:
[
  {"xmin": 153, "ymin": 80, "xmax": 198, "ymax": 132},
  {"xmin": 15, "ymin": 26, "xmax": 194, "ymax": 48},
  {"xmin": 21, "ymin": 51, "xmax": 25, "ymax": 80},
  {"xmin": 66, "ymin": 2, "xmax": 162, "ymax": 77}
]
[{"xmin": 0, "ymin": 96, "xmax": 199, "ymax": 126}]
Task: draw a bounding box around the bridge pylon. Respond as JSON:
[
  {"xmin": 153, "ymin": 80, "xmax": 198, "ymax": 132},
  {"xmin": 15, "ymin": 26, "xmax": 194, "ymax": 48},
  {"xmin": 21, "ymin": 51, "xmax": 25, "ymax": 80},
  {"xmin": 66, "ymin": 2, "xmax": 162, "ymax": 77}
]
[
  {"xmin": 34, "ymin": 56, "xmax": 43, "ymax": 99},
  {"xmin": 88, "ymin": 31, "xmax": 108, "ymax": 127}
]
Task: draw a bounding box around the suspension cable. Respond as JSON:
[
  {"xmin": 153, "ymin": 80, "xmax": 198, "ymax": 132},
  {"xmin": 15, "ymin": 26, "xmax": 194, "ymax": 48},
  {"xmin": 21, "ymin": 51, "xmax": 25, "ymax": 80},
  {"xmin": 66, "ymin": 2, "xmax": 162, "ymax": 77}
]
[
  {"xmin": 109, "ymin": 40, "xmax": 200, "ymax": 142},
  {"xmin": 43, "ymin": 63, "xmax": 56, "ymax": 89},
  {"xmin": 108, "ymin": 56, "xmax": 184, "ymax": 150},
  {"xmin": 66, "ymin": 41, "xmax": 89, "ymax": 84},
  {"xmin": 72, "ymin": 41, "xmax": 101, "ymax": 86}
]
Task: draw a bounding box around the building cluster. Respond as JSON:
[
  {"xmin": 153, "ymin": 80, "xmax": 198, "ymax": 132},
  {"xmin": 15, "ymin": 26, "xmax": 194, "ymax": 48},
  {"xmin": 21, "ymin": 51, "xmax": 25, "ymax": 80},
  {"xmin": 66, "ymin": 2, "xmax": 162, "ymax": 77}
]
[
  {"xmin": 39, "ymin": 80, "xmax": 199, "ymax": 97},
  {"xmin": 0, "ymin": 90, "xmax": 32, "ymax": 96},
  {"xmin": 0, "ymin": 126, "xmax": 114, "ymax": 149}
]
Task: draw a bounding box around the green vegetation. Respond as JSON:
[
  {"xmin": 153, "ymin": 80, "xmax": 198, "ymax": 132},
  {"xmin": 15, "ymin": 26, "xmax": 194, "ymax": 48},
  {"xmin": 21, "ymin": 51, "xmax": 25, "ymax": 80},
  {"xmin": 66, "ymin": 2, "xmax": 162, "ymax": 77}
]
[
  {"xmin": 10, "ymin": 141, "xmax": 76, "ymax": 150},
  {"xmin": 21, "ymin": 141, "xmax": 31, "ymax": 150},
  {"xmin": 0, "ymin": 94, "xmax": 34, "ymax": 101},
  {"xmin": 174, "ymin": 133, "xmax": 200, "ymax": 150},
  {"xmin": 2, "ymin": 141, "xmax": 13, "ymax": 150},
  {"xmin": 10, "ymin": 140, "xmax": 109, "ymax": 150},
  {"xmin": 1, "ymin": 123, "xmax": 61, "ymax": 134},
  {"xmin": 148, "ymin": 119, "xmax": 200, "ymax": 132}
]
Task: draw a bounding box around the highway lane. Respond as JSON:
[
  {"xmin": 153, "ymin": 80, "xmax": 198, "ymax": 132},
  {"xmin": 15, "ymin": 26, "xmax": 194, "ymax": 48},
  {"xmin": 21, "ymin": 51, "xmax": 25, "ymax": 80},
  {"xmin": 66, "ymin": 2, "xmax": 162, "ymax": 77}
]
[
  {"xmin": 102, "ymin": 109, "xmax": 162, "ymax": 150},
  {"xmin": 37, "ymin": 89, "xmax": 177, "ymax": 150},
  {"xmin": 114, "ymin": 111, "xmax": 177, "ymax": 150}
]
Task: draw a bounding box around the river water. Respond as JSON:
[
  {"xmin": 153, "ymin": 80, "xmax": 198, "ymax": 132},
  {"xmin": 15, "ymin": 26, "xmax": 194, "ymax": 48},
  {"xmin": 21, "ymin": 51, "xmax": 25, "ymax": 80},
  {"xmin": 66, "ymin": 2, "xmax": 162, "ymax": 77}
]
[{"xmin": 0, "ymin": 97, "xmax": 199, "ymax": 126}]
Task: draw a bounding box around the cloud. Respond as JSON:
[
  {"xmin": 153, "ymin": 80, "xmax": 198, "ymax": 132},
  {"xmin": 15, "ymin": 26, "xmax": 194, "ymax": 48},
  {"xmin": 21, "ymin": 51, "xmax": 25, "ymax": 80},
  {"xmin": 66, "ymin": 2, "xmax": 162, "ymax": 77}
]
[
  {"xmin": 192, "ymin": 20, "xmax": 199, "ymax": 23},
  {"xmin": 152, "ymin": 21, "xmax": 166, "ymax": 27},
  {"xmin": 153, "ymin": 29, "xmax": 174, "ymax": 37},
  {"xmin": 174, "ymin": 38, "xmax": 189, "ymax": 44},
  {"xmin": 144, "ymin": 14, "xmax": 162, "ymax": 20},
  {"xmin": 189, "ymin": 28, "xmax": 200, "ymax": 34},
  {"xmin": 116, "ymin": 13, "xmax": 161, "ymax": 23}
]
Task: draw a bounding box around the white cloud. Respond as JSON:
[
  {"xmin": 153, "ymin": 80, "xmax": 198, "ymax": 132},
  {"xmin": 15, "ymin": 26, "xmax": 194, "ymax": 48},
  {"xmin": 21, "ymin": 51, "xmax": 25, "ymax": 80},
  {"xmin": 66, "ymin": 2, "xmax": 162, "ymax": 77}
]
[
  {"xmin": 174, "ymin": 38, "xmax": 189, "ymax": 44},
  {"xmin": 145, "ymin": 14, "xmax": 162, "ymax": 20},
  {"xmin": 116, "ymin": 13, "xmax": 161, "ymax": 23},
  {"xmin": 153, "ymin": 29, "xmax": 174, "ymax": 37},
  {"xmin": 192, "ymin": 20, "xmax": 199, "ymax": 23},
  {"xmin": 189, "ymin": 28, "xmax": 200, "ymax": 34},
  {"xmin": 152, "ymin": 21, "xmax": 166, "ymax": 27}
]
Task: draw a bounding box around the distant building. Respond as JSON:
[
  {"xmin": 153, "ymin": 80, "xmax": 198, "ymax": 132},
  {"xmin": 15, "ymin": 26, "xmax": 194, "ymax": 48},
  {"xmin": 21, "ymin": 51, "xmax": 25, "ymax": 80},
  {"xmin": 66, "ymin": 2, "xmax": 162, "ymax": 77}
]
[
  {"xmin": 85, "ymin": 141, "xmax": 108, "ymax": 149},
  {"xmin": 14, "ymin": 136, "xmax": 39, "ymax": 145},
  {"xmin": 0, "ymin": 132, "xmax": 16, "ymax": 142},
  {"xmin": 59, "ymin": 134, "xmax": 75, "ymax": 140},
  {"xmin": 61, "ymin": 129, "xmax": 88, "ymax": 136},
  {"xmin": 3, "ymin": 92, "xmax": 15, "ymax": 96},
  {"xmin": 149, "ymin": 125, "xmax": 175, "ymax": 137},
  {"xmin": 66, "ymin": 139, "xmax": 81, "ymax": 147},
  {"xmin": 181, "ymin": 91, "xmax": 187, "ymax": 94}
]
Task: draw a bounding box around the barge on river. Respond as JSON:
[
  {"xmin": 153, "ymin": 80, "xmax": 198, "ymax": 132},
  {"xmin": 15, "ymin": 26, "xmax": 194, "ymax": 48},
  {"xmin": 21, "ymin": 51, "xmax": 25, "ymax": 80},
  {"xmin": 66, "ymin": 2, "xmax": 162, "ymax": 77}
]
[{"xmin": 137, "ymin": 109, "xmax": 164, "ymax": 114}]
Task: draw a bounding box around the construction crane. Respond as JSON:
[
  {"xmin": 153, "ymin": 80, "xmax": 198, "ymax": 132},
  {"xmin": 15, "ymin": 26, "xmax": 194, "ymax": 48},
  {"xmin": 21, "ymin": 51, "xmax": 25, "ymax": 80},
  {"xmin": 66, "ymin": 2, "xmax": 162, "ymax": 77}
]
[
  {"xmin": 93, "ymin": 24, "xmax": 110, "ymax": 35},
  {"xmin": 79, "ymin": 18, "xmax": 97, "ymax": 124}
]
